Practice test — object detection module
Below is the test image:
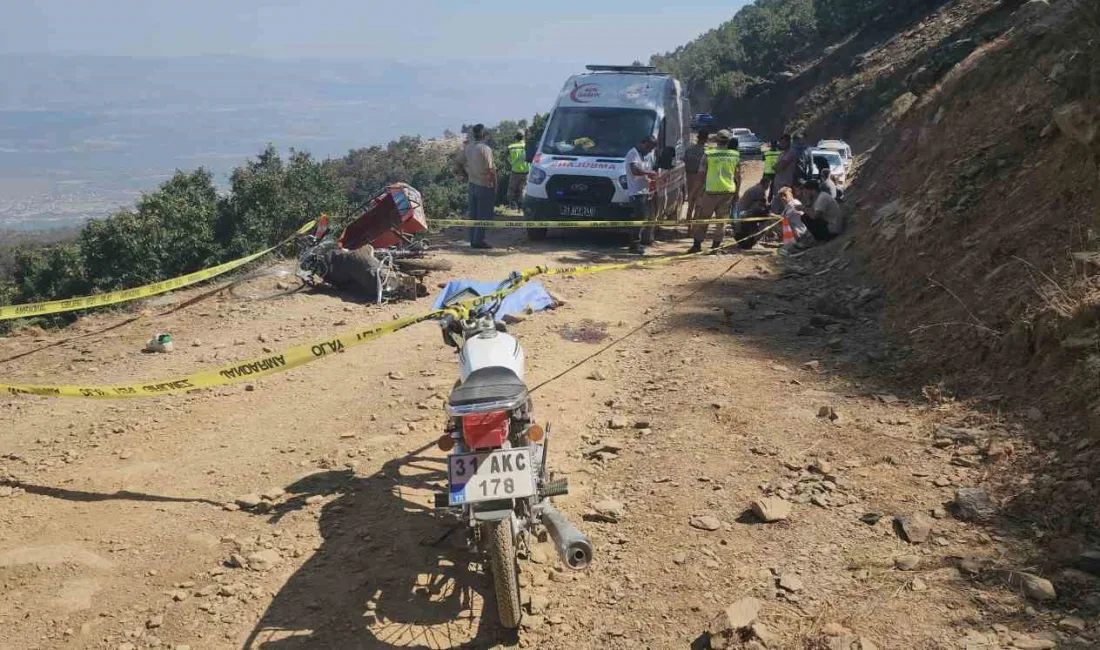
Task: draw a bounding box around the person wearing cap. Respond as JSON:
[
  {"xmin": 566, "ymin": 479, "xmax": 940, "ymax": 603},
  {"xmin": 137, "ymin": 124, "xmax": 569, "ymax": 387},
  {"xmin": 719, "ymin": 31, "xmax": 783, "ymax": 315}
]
[
  {"xmin": 689, "ymin": 129, "xmax": 742, "ymax": 253},
  {"xmin": 506, "ymin": 131, "xmax": 529, "ymax": 211},
  {"xmin": 623, "ymin": 135, "xmax": 659, "ymax": 255}
]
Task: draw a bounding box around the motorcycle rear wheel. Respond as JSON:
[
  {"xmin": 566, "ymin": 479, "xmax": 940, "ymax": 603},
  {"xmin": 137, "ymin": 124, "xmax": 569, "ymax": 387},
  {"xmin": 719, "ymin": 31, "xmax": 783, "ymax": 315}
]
[{"xmin": 486, "ymin": 520, "xmax": 522, "ymax": 629}]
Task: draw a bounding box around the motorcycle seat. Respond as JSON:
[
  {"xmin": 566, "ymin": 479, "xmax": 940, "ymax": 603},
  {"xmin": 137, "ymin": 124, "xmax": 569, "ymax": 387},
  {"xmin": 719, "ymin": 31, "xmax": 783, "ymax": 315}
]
[{"xmin": 449, "ymin": 367, "xmax": 528, "ymax": 408}]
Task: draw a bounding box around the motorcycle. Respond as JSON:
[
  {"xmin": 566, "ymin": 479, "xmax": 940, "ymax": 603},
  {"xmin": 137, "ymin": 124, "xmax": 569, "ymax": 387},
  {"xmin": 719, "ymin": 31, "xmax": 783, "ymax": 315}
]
[
  {"xmin": 295, "ymin": 216, "xmax": 454, "ymax": 304},
  {"xmin": 432, "ymin": 280, "xmax": 593, "ymax": 629}
]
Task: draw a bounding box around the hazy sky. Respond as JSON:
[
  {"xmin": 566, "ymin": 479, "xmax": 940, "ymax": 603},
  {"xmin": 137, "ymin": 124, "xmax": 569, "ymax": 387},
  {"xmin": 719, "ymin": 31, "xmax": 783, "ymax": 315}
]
[{"xmin": 2, "ymin": 0, "xmax": 748, "ymax": 61}]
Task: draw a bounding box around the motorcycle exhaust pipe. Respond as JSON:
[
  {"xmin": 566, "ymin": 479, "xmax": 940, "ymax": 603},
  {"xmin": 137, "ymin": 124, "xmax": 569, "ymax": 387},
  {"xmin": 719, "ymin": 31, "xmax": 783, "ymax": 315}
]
[{"xmin": 541, "ymin": 504, "xmax": 593, "ymax": 570}]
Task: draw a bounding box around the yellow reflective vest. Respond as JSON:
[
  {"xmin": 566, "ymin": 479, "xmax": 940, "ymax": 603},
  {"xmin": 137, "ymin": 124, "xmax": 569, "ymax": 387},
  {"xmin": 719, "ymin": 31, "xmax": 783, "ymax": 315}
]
[
  {"xmin": 704, "ymin": 149, "xmax": 740, "ymax": 194},
  {"xmin": 763, "ymin": 149, "xmax": 780, "ymax": 175},
  {"xmin": 508, "ymin": 143, "xmax": 530, "ymax": 174}
]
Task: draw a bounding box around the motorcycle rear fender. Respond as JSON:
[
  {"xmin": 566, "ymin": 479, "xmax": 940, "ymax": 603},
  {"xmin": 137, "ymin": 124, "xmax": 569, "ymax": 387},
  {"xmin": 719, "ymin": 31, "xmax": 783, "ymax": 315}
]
[{"xmin": 470, "ymin": 501, "xmax": 514, "ymax": 522}]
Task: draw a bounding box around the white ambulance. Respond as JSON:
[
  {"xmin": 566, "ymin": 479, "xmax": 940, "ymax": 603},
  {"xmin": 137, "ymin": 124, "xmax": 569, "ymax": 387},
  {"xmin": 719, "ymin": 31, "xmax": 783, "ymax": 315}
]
[{"xmin": 523, "ymin": 65, "xmax": 690, "ymax": 243}]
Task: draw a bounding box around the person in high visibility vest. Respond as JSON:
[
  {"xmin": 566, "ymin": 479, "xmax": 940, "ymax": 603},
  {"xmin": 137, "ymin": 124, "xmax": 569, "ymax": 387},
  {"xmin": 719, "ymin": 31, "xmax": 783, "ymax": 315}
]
[
  {"xmin": 763, "ymin": 142, "xmax": 781, "ymax": 205},
  {"xmin": 689, "ymin": 129, "xmax": 743, "ymax": 253},
  {"xmin": 506, "ymin": 131, "xmax": 530, "ymax": 210}
]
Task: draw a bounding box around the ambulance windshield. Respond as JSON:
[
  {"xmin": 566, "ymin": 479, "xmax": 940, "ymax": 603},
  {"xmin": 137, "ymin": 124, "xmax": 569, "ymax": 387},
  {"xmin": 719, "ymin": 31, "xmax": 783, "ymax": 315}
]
[{"xmin": 540, "ymin": 107, "xmax": 657, "ymax": 158}]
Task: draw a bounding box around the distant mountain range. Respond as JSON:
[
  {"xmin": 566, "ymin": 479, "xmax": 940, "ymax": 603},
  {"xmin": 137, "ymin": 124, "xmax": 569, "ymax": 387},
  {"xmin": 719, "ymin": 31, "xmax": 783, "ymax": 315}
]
[{"xmin": 0, "ymin": 54, "xmax": 587, "ymax": 229}]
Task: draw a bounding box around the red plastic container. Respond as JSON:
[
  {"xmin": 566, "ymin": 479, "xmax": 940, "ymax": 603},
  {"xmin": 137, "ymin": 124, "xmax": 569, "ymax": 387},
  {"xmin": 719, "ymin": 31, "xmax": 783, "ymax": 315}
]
[{"xmin": 338, "ymin": 183, "xmax": 428, "ymax": 250}]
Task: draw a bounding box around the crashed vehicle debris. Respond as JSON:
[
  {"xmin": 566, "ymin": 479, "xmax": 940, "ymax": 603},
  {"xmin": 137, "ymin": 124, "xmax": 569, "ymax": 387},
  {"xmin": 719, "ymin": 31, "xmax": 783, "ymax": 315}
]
[{"xmin": 297, "ymin": 183, "xmax": 452, "ymax": 302}]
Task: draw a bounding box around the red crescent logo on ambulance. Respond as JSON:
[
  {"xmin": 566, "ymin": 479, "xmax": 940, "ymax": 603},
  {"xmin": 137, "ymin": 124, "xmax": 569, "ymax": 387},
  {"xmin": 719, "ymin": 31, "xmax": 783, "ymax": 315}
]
[{"xmin": 569, "ymin": 84, "xmax": 601, "ymax": 103}]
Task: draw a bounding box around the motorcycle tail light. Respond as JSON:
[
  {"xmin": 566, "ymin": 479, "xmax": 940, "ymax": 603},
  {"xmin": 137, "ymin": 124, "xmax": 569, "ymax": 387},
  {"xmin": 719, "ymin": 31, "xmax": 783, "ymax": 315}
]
[
  {"xmin": 461, "ymin": 411, "xmax": 509, "ymax": 449},
  {"xmin": 437, "ymin": 433, "xmax": 456, "ymax": 452},
  {"xmin": 525, "ymin": 423, "xmax": 545, "ymax": 442}
]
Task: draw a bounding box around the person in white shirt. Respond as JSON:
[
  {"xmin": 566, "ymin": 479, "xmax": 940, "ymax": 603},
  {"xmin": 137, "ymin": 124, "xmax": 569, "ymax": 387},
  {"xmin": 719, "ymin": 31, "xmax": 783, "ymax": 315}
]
[
  {"xmin": 776, "ymin": 186, "xmax": 808, "ymax": 243},
  {"xmin": 623, "ymin": 135, "xmax": 659, "ymax": 255},
  {"xmin": 801, "ymin": 180, "xmax": 843, "ymax": 241}
]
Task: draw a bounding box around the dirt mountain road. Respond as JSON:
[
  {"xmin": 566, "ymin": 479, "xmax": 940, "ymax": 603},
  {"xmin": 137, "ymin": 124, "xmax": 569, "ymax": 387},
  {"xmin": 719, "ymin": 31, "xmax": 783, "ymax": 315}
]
[{"xmin": 1, "ymin": 173, "xmax": 1093, "ymax": 649}]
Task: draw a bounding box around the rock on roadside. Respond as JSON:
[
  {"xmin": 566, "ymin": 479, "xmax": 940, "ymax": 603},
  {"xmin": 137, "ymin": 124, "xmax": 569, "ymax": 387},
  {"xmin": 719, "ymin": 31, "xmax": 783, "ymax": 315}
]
[
  {"xmin": 707, "ymin": 597, "xmax": 761, "ymax": 650},
  {"xmin": 1012, "ymin": 638, "xmax": 1057, "ymax": 649},
  {"xmin": 952, "ymin": 487, "xmax": 996, "ymax": 522},
  {"xmin": 1017, "ymin": 572, "xmax": 1057, "ymax": 601},
  {"xmin": 690, "ymin": 515, "xmax": 722, "ymax": 532},
  {"xmin": 592, "ymin": 499, "xmax": 625, "ymax": 522},
  {"xmin": 894, "ymin": 514, "xmax": 933, "ymax": 544},
  {"xmin": 234, "ymin": 493, "xmax": 264, "ymax": 509},
  {"xmin": 894, "ymin": 555, "xmax": 921, "ymax": 571},
  {"xmin": 247, "ymin": 549, "xmax": 283, "ymax": 572},
  {"xmin": 751, "ymin": 497, "xmax": 792, "ymax": 523}
]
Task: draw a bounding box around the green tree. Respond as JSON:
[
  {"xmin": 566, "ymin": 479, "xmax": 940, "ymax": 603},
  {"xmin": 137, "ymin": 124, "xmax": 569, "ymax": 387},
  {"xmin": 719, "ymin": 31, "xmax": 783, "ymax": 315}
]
[
  {"xmin": 79, "ymin": 210, "xmax": 161, "ymax": 289},
  {"xmin": 135, "ymin": 168, "xmax": 221, "ymax": 274},
  {"xmin": 12, "ymin": 243, "xmax": 88, "ymax": 303},
  {"xmin": 79, "ymin": 169, "xmax": 220, "ymax": 290},
  {"xmin": 218, "ymin": 145, "xmax": 346, "ymax": 256}
]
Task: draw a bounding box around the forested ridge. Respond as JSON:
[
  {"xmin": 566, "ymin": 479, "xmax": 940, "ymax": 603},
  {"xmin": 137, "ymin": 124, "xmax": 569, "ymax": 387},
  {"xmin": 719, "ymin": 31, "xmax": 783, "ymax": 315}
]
[{"xmin": 652, "ymin": 0, "xmax": 950, "ymax": 123}]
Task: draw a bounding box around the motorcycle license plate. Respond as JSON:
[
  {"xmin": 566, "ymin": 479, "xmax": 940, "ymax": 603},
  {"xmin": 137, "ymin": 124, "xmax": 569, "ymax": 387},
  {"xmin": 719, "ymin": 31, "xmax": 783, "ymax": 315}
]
[
  {"xmin": 559, "ymin": 205, "xmax": 596, "ymax": 218},
  {"xmin": 448, "ymin": 448, "xmax": 537, "ymax": 506}
]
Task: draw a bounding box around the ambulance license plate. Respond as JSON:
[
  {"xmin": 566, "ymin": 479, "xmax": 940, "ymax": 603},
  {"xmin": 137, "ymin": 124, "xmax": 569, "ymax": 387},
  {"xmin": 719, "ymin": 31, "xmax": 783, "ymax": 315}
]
[{"xmin": 559, "ymin": 205, "xmax": 596, "ymax": 218}]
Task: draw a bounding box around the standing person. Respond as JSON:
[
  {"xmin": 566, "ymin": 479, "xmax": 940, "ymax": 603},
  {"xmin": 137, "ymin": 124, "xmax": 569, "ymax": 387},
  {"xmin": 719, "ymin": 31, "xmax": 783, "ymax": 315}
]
[
  {"xmin": 506, "ymin": 131, "xmax": 529, "ymax": 211},
  {"xmin": 800, "ymin": 180, "xmax": 844, "ymax": 242},
  {"xmin": 683, "ymin": 131, "xmax": 709, "ymax": 221},
  {"xmin": 457, "ymin": 124, "xmax": 495, "ymax": 249},
  {"xmin": 689, "ymin": 130, "xmax": 741, "ymax": 253},
  {"xmin": 770, "ymin": 134, "xmax": 797, "ymax": 215},
  {"xmin": 624, "ymin": 135, "xmax": 659, "ymax": 255},
  {"xmin": 763, "ymin": 141, "xmax": 781, "ymax": 204}
]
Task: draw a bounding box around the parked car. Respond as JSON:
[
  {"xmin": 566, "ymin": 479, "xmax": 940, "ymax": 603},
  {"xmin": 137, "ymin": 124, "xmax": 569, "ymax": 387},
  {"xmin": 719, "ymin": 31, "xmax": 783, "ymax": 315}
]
[
  {"xmin": 816, "ymin": 139, "xmax": 853, "ymax": 170},
  {"xmin": 736, "ymin": 132, "xmax": 763, "ymax": 157},
  {"xmin": 811, "ymin": 149, "xmax": 847, "ymax": 186},
  {"xmin": 692, "ymin": 113, "xmax": 715, "ymax": 131}
]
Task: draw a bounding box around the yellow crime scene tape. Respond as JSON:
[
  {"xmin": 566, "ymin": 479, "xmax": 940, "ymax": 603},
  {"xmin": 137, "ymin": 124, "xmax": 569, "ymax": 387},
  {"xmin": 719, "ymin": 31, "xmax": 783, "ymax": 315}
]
[
  {"xmin": 0, "ymin": 272, "xmax": 537, "ymax": 399},
  {"xmin": 1, "ymin": 218, "xmax": 781, "ymax": 399},
  {"xmin": 432, "ymin": 216, "xmax": 779, "ymax": 229},
  {"xmin": 0, "ymin": 220, "xmax": 317, "ymax": 322}
]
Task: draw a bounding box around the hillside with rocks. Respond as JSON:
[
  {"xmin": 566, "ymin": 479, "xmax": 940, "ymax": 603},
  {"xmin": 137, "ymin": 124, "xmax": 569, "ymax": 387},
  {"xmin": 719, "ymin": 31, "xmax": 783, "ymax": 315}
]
[{"xmin": 673, "ymin": 0, "xmax": 1100, "ymax": 538}]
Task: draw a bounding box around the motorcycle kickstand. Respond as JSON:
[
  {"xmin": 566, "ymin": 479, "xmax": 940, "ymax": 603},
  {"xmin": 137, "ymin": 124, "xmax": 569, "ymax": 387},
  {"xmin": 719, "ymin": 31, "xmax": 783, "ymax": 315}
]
[{"xmin": 425, "ymin": 522, "xmax": 464, "ymax": 547}]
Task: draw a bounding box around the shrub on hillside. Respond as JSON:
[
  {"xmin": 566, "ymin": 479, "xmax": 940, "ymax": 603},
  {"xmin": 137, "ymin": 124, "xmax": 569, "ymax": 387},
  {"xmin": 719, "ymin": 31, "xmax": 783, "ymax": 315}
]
[
  {"xmin": 653, "ymin": 0, "xmax": 948, "ymax": 106},
  {"xmin": 217, "ymin": 146, "xmax": 347, "ymax": 257},
  {"xmin": 11, "ymin": 242, "xmax": 88, "ymax": 304},
  {"xmin": 81, "ymin": 169, "xmax": 221, "ymax": 290}
]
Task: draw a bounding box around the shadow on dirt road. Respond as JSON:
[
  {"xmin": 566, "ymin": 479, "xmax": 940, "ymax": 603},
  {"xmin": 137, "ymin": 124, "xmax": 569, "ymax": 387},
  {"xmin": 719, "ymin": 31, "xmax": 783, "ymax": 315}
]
[{"xmin": 244, "ymin": 441, "xmax": 514, "ymax": 650}]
